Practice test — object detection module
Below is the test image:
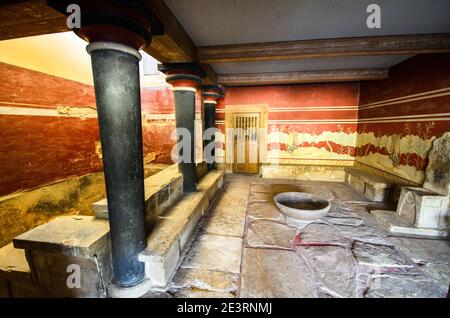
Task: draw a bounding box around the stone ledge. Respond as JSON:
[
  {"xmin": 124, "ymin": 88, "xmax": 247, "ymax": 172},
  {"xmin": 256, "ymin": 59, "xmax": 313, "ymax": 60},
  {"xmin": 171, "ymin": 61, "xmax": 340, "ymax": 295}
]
[
  {"xmin": 345, "ymin": 167, "xmax": 401, "ymax": 202},
  {"xmin": 139, "ymin": 170, "xmax": 224, "ymax": 289},
  {"xmin": 92, "ymin": 164, "xmax": 183, "ymax": 229},
  {"xmin": 0, "ymin": 243, "xmax": 36, "ymax": 298},
  {"xmin": 2, "ymin": 170, "xmax": 224, "ymax": 297},
  {"xmin": 0, "ymin": 243, "xmax": 31, "ymax": 283},
  {"xmin": 345, "ymin": 168, "xmax": 393, "ymax": 186},
  {"xmin": 13, "ymin": 216, "xmax": 110, "ymax": 258},
  {"xmin": 9, "ymin": 216, "xmax": 112, "ymax": 298}
]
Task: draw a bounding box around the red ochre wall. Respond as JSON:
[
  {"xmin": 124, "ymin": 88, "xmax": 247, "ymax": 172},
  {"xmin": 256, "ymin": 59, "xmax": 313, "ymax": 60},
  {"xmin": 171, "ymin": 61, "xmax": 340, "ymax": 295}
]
[
  {"xmin": 0, "ymin": 62, "xmax": 180, "ymax": 197},
  {"xmin": 2, "ymin": 53, "xmax": 448, "ymax": 197},
  {"xmin": 356, "ymin": 53, "xmax": 450, "ymax": 185},
  {"xmin": 215, "ymin": 83, "xmax": 360, "ymax": 165},
  {"xmin": 141, "ymin": 87, "xmax": 202, "ymax": 164},
  {"xmin": 0, "ymin": 62, "xmax": 101, "ymax": 197}
]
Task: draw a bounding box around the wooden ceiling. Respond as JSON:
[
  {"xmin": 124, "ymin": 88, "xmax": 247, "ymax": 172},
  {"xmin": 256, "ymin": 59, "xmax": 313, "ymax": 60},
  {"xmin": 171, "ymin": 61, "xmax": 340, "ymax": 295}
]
[{"xmin": 1, "ymin": 0, "xmax": 450, "ymax": 86}]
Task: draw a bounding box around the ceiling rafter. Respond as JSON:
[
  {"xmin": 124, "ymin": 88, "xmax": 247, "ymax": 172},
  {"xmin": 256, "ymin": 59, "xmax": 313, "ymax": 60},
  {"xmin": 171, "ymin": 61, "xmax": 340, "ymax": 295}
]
[
  {"xmin": 198, "ymin": 34, "xmax": 450, "ymax": 64},
  {"xmin": 217, "ymin": 68, "xmax": 389, "ymax": 86}
]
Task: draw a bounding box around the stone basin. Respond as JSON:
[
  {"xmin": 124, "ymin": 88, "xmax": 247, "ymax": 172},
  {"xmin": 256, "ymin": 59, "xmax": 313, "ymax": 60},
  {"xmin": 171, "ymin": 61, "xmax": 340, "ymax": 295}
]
[{"xmin": 274, "ymin": 192, "xmax": 331, "ymax": 221}]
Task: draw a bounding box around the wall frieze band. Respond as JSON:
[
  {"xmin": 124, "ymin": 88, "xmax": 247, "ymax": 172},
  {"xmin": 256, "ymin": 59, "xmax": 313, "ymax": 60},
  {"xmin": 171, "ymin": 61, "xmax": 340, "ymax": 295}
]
[
  {"xmin": 215, "ymin": 106, "xmax": 358, "ymax": 113},
  {"xmin": 358, "ymin": 113, "xmax": 450, "ymax": 123},
  {"xmin": 0, "ymin": 101, "xmax": 96, "ymax": 109},
  {"xmin": 359, "ymin": 87, "xmax": 450, "ymax": 110},
  {"xmin": 0, "ymin": 106, "xmax": 97, "ymax": 118}
]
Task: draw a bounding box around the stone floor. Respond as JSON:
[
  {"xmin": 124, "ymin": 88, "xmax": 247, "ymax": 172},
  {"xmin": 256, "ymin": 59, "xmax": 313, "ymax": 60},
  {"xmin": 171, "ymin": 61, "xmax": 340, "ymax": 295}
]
[{"xmin": 143, "ymin": 174, "xmax": 450, "ymax": 298}]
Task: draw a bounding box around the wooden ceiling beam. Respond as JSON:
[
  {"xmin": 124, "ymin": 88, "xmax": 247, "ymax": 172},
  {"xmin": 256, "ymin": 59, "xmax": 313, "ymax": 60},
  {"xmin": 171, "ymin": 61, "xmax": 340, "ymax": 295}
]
[
  {"xmin": 141, "ymin": 0, "xmax": 217, "ymax": 84},
  {"xmin": 217, "ymin": 68, "xmax": 389, "ymax": 86},
  {"xmin": 0, "ymin": 0, "xmax": 68, "ymax": 41},
  {"xmin": 0, "ymin": 0, "xmax": 217, "ymax": 85},
  {"xmin": 141, "ymin": 0, "xmax": 196, "ymax": 63},
  {"xmin": 198, "ymin": 34, "xmax": 450, "ymax": 64}
]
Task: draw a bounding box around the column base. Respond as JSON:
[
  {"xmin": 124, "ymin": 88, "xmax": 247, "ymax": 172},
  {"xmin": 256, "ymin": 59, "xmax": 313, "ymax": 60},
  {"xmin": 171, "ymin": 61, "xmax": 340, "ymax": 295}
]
[{"xmin": 108, "ymin": 279, "xmax": 153, "ymax": 298}]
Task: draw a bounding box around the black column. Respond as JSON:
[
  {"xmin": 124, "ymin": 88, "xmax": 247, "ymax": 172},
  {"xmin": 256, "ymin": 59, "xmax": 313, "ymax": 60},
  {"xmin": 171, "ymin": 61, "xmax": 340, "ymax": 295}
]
[
  {"xmin": 202, "ymin": 85, "xmax": 223, "ymax": 171},
  {"xmin": 204, "ymin": 103, "xmax": 216, "ymax": 170},
  {"xmin": 158, "ymin": 63, "xmax": 204, "ymax": 193},
  {"xmin": 88, "ymin": 43, "xmax": 146, "ymax": 287},
  {"xmin": 173, "ymin": 88, "xmax": 197, "ymax": 192}
]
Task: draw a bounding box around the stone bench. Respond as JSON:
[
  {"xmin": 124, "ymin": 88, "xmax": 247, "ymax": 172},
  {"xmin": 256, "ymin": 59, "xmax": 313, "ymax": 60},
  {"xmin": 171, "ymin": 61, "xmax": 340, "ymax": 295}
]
[
  {"xmin": 1, "ymin": 169, "xmax": 224, "ymax": 297},
  {"xmin": 92, "ymin": 164, "xmax": 183, "ymax": 230},
  {"xmin": 6, "ymin": 216, "xmax": 112, "ymax": 298},
  {"xmin": 139, "ymin": 170, "xmax": 224, "ymax": 289},
  {"xmin": 344, "ymin": 167, "xmax": 400, "ymax": 202}
]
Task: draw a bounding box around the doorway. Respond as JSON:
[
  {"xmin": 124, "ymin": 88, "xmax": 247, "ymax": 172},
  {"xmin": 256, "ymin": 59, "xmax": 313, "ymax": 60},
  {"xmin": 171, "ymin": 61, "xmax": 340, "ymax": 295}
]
[
  {"xmin": 225, "ymin": 104, "xmax": 268, "ymax": 174},
  {"xmin": 232, "ymin": 113, "xmax": 260, "ymax": 173}
]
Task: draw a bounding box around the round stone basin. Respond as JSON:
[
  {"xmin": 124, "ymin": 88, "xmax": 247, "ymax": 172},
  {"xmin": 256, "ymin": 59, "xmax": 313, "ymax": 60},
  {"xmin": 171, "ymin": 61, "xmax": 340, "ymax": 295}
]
[{"xmin": 273, "ymin": 192, "xmax": 331, "ymax": 221}]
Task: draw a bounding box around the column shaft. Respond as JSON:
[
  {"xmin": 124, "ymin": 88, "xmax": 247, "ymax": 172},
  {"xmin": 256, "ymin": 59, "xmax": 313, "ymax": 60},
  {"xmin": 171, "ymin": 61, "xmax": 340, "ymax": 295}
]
[
  {"xmin": 173, "ymin": 90, "xmax": 197, "ymax": 192},
  {"xmin": 204, "ymin": 103, "xmax": 216, "ymax": 170},
  {"xmin": 159, "ymin": 63, "xmax": 204, "ymax": 193},
  {"xmin": 89, "ymin": 45, "xmax": 146, "ymax": 287}
]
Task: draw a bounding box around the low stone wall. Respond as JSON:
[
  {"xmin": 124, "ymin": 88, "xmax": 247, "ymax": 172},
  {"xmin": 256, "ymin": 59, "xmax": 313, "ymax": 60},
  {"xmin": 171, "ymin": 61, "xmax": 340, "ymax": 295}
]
[
  {"xmin": 353, "ymin": 161, "xmax": 419, "ymax": 186},
  {"xmin": 0, "ymin": 216, "xmax": 111, "ymax": 298},
  {"xmin": 92, "ymin": 164, "xmax": 183, "ymax": 231},
  {"xmin": 344, "ymin": 167, "xmax": 403, "ymax": 203},
  {"xmin": 0, "ymin": 168, "xmax": 224, "ymax": 298},
  {"xmin": 0, "ymin": 165, "xmax": 166, "ymax": 248},
  {"xmin": 261, "ymin": 164, "xmax": 346, "ymax": 182},
  {"xmin": 139, "ymin": 170, "xmax": 224, "ymax": 289},
  {"xmin": 0, "ymin": 173, "xmax": 104, "ymax": 249}
]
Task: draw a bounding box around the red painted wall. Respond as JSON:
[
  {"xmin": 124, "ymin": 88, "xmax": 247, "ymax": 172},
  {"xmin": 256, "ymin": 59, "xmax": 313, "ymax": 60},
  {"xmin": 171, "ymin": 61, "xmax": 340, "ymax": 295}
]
[
  {"xmin": 0, "ymin": 62, "xmax": 102, "ymax": 196},
  {"xmin": 140, "ymin": 86, "xmax": 203, "ymax": 165},
  {"xmin": 216, "ymin": 83, "xmax": 360, "ymax": 162},
  {"xmin": 0, "ymin": 62, "xmax": 96, "ymax": 109},
  {"xmin": 4, "ymin": 53, "xmax": 447, "ymax": 195},
  {"xmin": 0, "ymin": 63, "xmax": 180, "ymax": 196},
  {"xmin": 356, "ymin": 53, "xmax": 450, "ymax": 183}
]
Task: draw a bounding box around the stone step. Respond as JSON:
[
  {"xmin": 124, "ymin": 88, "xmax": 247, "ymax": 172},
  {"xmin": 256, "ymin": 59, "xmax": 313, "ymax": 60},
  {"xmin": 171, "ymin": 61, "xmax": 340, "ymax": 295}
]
[
  {"xmin": 344, "ymin": 167, "xmax": 402, "ymax": 202},
  {"xmin": 138, "ymin": 170, "xmax": 224, "ymax": 288}
]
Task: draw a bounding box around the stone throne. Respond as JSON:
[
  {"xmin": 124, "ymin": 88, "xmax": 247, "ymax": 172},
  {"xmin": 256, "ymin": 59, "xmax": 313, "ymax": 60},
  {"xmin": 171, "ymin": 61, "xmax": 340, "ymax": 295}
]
[{"xmin": 373, "ymin": 132, "xmax": 450, "ymax": 237}]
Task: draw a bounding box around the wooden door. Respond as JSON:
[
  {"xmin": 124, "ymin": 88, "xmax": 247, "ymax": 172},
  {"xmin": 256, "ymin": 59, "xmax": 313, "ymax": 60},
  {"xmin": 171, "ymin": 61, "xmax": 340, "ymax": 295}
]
[{"xmin": 232, "ymin": 113, "xmax": 260, "ymax": 174}]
